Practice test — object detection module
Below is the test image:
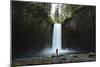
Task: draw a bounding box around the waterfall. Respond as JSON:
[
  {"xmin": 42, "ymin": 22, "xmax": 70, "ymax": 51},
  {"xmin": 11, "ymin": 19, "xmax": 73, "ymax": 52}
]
[
  {"xmin": 51, "ymin": 4, "xmax": 63, "ymax": 51},
  {"xmin": 50, "ymin": 3, "xmax": 63, "ymax": 53},
  {"xmin": 39, "ymin": 4, "xmax": 75, "ymax": 56},
  {"xmin": 52, "ymin": 23, "xmax": 62, "ymax": 51}
]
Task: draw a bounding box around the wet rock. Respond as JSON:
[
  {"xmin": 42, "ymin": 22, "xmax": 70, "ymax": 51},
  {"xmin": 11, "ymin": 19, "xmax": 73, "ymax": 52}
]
[
  {"xmin": 73, "ymin": 55, "xmax": 78, "ymax": 58},
  {"xmin": 88, "ymin": 52, "xmax": 95, "ymax": 58},
  {"xmin": 51, "ymin": 55, "xmax": 56, "ymax": 58}
]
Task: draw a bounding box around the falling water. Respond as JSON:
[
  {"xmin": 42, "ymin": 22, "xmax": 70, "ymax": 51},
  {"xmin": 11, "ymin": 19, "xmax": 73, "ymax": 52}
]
[{"xmin": 52, "ymin": 23, "xmax": 62, "ymax": 51}]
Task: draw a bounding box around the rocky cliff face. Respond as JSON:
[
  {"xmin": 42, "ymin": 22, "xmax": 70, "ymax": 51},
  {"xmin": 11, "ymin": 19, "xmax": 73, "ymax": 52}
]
[
  {"xmin": 62, "ymin": 6, "xmax": 96, "ymax": 52},
  {"xmin": 12, "ymin": 1, "xmax": 52, "ymax": 58}
]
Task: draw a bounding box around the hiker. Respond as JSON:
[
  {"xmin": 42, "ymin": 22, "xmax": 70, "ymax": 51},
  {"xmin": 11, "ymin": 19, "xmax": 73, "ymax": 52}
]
[{"xmin": 56, "ymin": 48, "xmax": 58, "ymax": 56}]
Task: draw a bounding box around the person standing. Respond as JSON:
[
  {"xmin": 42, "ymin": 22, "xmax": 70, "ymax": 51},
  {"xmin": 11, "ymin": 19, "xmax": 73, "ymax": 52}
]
[{"xmin": 56, "ymin": 48, "xmax": 58, "ymax": 56}]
